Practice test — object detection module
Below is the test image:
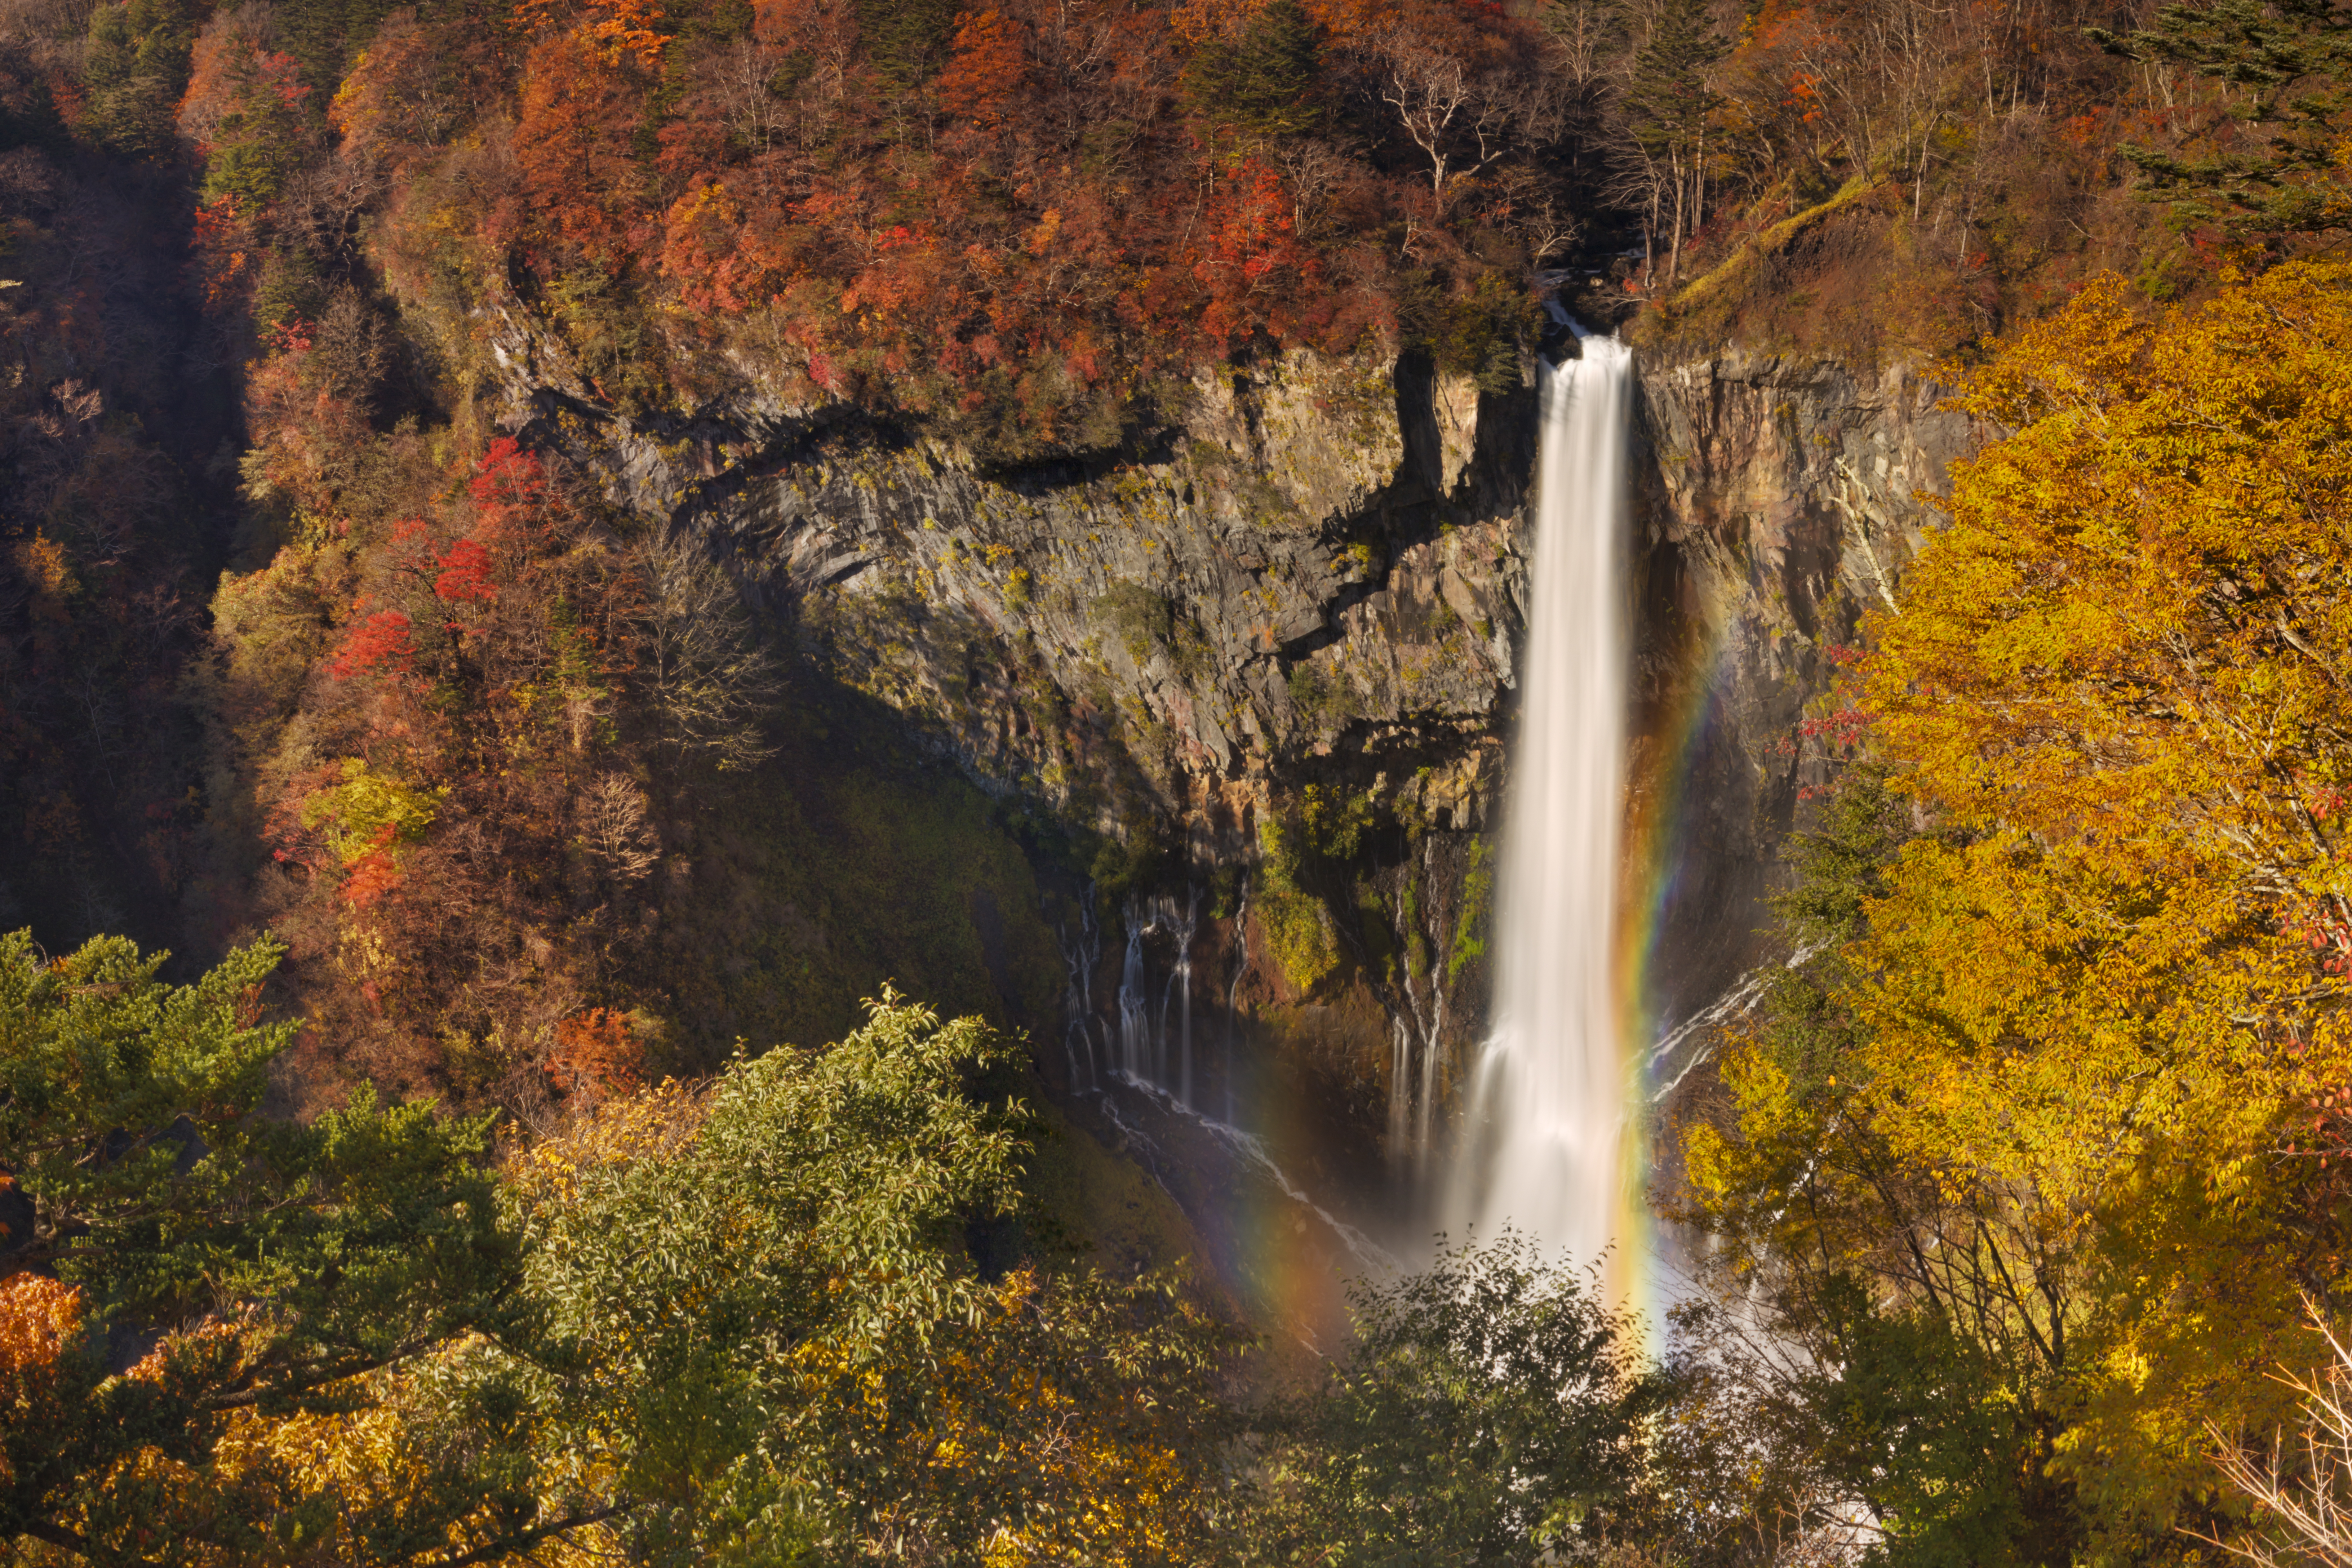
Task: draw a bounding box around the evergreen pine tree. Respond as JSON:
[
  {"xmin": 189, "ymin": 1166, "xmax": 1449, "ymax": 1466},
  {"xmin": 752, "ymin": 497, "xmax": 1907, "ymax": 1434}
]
[
  {"xmin": 0, "ymin": 932, "xmax": 541, "ymax": 1557},
  {"xmin": 1617, "ymin": 0, "xmax": 1724, "ymax": 279},
  {"xmin": 273, "ymin": 0, "xmax": 405, "ymax": 102},
  {"xmin": 2093, "ymin": 0, "xmax": 2352, "ymax": 233},
  {"xmin": 1621, "ymin": 0, "xmax": 1723, "ymax": 169},
  {"xmin": 80, "ymin": 0, "xmax": 191, "ymax": 156},
  {"xmin": 1183, "ymin": 0, "xmax": 1324, "ymax": 138},
  {"xmin": 852, "ymin": 0, "xmax": 961, "ymax": 91}
]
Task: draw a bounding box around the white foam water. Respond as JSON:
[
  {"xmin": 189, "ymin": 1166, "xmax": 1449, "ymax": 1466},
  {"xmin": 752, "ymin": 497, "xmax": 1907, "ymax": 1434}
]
[{"xmin": 1446, "ymin": 336, "xmax": 1634, "ymax": 1267}]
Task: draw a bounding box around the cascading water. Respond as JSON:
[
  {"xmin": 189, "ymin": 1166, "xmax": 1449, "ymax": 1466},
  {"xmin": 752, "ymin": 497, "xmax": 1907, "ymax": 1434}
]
[
  {"xmin": 1117, "ymin": 911, "xmax": 1152, "ymax": 1080},
  {"xmin": 1224, "ymin": 881, "xmax": 1249, "ymax": 1124},
  {"xmin": 1386, "ymin": 838, "xmax": 1451, "ymax": 1178},
  {"xmin": 1109, "ymin": 892, "xmax": 1203, "ymax": 1105},
  {"xmin": 1447, "ymin": 333, "xmax": 1635, "ymax": 1270},
  {"xmin": 1057, "ymin": 896, "xmax": 1105, "ymax": 1091}
]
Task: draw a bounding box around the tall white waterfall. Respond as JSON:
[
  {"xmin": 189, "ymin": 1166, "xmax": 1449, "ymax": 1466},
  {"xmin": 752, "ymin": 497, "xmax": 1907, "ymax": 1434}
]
[{"xmin": 1448, "ymin": 335, "xmax": 1634, "ymax": 1268}]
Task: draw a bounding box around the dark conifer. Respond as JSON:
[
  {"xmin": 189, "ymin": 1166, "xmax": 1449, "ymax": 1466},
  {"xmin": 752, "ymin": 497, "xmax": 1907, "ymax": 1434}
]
[
  {"xmin": 2093, "ymin": 0, "xmax": 2352, "ymax": 232},
  {"xmin": 1183, "ymin": 0, "xmax": 1324, "ymax": 138},
  {"xmin": 853, "ymin": 0, "xmax": 962, "ymax": 90},
  {"xmin": 80, "ymin": 0, "xmax": 191, "ymax": 155},
  {"xmin": 1621, "ymin": 0, "xmax": 1724, "ymax": 166}
]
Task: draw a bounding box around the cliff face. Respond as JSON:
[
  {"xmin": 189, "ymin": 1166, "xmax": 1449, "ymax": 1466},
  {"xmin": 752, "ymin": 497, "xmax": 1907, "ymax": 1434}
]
[
  {"xmin": 1629, "ymin": 351, "xmax": 1977, "ymax": 1016},
  {"xmin": 480, "ymin": 305, "xmax": 1537, "ymax": 1196},
  {"xmin": 496, "ymin": 311, "xmax": 1534, "ymax": 870},
  {"xmin": 478, "ymin": 294, "xmax": 1976, "ymax": 1178}
]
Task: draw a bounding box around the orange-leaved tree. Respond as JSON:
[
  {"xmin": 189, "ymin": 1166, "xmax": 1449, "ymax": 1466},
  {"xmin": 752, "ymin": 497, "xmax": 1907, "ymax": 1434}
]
[
  {"xmin": 231, "ymin": 430, "xmax": 663, "ymax": 1106},
  {"xmin": 515, "ymin": 24, "xmax": 656, "ymax": 267}
]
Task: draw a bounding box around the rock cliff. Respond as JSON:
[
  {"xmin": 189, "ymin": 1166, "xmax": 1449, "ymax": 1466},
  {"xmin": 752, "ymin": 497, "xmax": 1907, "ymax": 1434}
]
[
  {"xmin": 1629, "ymin": 349, "xmax": 1978, "ymax": 1018},
  {"xmin": 497, "ymin": 323, "xmax": 1535, "ymax": 866},
  {"xmin": 478, "ymin": 294, "xmax": 1978, "ymax": 1188}
]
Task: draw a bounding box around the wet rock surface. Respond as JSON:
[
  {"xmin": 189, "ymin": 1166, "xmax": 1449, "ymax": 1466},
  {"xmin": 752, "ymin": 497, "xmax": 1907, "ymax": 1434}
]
[{"xmin": 1630, "ymin": 350, "xmax": 1978, "ymax": 1016}]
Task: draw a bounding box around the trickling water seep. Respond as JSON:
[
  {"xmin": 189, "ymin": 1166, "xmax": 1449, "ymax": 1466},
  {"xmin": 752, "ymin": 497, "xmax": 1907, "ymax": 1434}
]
[
  {"xmin": 1116, "ymin": 1071, "xmax": 1401, "ymax": 1274},
  {"xmin": 1056, "ymin": 896, "xmax": 1104, "ymax": 1092},
  {"xmin": 1060, "ymin": 885, "xmax": 1216, "ymax": 1109},
  {"xmin": 1114, "ymin": 891, "xmax": 1199, "ymax": 1096},
  {"xmin": 1223, "ymin": 880, "xmax": 1248, "ymax": 1125},
  {"xmin": 1117, "ymin": 912, "xmax": 1150, "ymax": 1080},
  {"xmin": 1060, "ymin": 882, "xmax": 1390, "ymax": 1280},
  {"xmin": 1386, "ymin": 838, "xmax": 1452, "ymax": 1177},
  {"xmin": 1644, "ymin": 940, "xmax": 1825, "ymax": 1105},
  {"xmin": 1447, "ymin": 336, "xmax": 1637, "ymax": 1267}
]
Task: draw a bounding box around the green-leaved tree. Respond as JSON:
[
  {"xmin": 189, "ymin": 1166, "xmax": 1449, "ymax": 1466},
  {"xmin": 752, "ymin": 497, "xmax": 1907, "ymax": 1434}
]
[
  {"xmin": 1182, "ymin": 0, "xmax": 1326, "ymax": 139},
  {"xmin": 2094, "ymin": 0, "xmax": 2352, "ymax": 233},
  {"xmin": 0, "ymin": 930, "xmax": 547, "ymax": 1563},
  {"xmin": 1248, "ymin": 1233, "xmax": 1666, "ymax": 1564}
]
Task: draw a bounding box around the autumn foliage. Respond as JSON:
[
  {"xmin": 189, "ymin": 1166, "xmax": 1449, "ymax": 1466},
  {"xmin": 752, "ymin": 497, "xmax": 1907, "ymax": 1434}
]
[
  {"xmin": 546, "ymin": 1005, "xmax": 644, "ymax": 1097},
  {"xmin": 1686, "ymin": 263, "xmax": 2352, "ymax": 1558},
  {"xmin": 0, "ymin": 1276, "xmax": 84, "ymax": 1486},
  {"xmin": 321, "ymin": 0, "xmax": 1574, "ymax": 450},
  {"xmin": 13, "ymin": 0, "xmax": 2350, "ymax": 1555},
  {"xmin": 515, "ymin": 25, "xmax": 655, "ymax": 266}
]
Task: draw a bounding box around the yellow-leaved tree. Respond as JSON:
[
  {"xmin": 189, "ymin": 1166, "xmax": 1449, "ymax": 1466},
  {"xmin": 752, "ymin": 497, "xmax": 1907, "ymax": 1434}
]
[{"xmin": 1687, "ymin": 263, "xmax": 2352, "ymax": 1564}]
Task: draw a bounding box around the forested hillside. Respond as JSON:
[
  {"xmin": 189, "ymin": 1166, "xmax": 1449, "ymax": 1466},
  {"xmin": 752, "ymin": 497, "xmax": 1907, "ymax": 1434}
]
[{"xmin": 7, "ymin": 0, "xmax": 2352, "ymax": 1558}]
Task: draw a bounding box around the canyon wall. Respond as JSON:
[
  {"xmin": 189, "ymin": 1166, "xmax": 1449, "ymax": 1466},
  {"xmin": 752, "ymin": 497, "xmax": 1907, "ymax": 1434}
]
[
  {"xmin": 478, "ymin": 297, "xmax": 1978, "ymax": 1178},
  {"xmin": 1629, "ymin": 348, "xmax": 1979, "ymax": 1020},
  {"xmin": 491, "ymin": 308, "xmax": 1534, "ymax": 863}
]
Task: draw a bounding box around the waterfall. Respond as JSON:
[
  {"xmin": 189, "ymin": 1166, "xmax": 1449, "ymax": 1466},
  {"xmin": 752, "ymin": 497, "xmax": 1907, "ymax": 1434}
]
[
  {"xmin": 1447, "ymin": 334, "xmax": 1634, "ymax": 1268},
  {"xmin": 1057, "ymin": 890, "xmax": 1105, "ymax": 1091},
  {"xmin": 1225, "ymin": 880, "xmax": 1249, "ymax": 1124},
  {"xmin": 1111, "ymin": 892, "xmax": 1200, "ymax": 1103},
  {"xmin": 1170, "ymin": 889, "xmax": 1197, "ymax": 1107},
  {"xmin": 1118, "ymin": 910, "xmax": 1151, "ymax": 1080}
]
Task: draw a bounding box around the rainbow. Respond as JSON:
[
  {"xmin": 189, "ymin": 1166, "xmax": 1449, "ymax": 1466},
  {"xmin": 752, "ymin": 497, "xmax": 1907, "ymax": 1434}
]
[{"xmin": 1617, "ymin": 602, "xmax": 1750, "ymax": 1352}]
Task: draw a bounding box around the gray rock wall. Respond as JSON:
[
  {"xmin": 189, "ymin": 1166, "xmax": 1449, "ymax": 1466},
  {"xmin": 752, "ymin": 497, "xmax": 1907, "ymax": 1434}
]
[
  {"xmin": 483, "ymin": 292, "xmax": 1982, "ymax": 1144},
  {"xmin": 502, "ymin": 317, "xmax": 1540, "ymax": 875},
  {"xmin": 1630, "ymin": 351, "xmax": 1978, "ymax": 1014}
]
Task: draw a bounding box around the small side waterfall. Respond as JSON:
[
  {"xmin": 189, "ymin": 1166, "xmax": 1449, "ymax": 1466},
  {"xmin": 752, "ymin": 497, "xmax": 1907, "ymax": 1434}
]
[
  {"xmin": 1168, "ymin": 889, "xmax": 1198, "ymax": 1105},
  {"xmin": 1224, "ymin": 880, "xmax": 1249, "ymax": 1124},
  {"xmin": 1057, "ymin": 896, "xmax": 1105, "ymax": 1092},
  {"xmin": 1386, "ymin": 838, "xmax": 1451, "ymax": 1177},
  {"xmin": 1448, "ymin": 335, "xmax": 1634, "ymax": 1268},
  {"xmin": 1118, "ymin": 914, "xmax": 1152, "ymax": 1080},
  {"xmin": 1107, "ymin": 892, "xmax": 1202, "ymax": 1105}
]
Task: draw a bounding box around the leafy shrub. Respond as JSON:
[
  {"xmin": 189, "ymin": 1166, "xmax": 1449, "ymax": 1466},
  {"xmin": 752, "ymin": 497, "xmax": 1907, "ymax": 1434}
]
[
  {"xmin": 1250, "ymin": 1233, "xmax": 1667, "ymax": 1559},
  {"xmin": 1447, "ymin": 834, "xmax": 1490, "ymax": 982},
  {"xmin": 1286, "ymin": 658, "xmax": 1361, "ymax": 734},
  {"xmin": 1255, "ymin": 814, "xmax": 1338, "ymax": 995}
]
